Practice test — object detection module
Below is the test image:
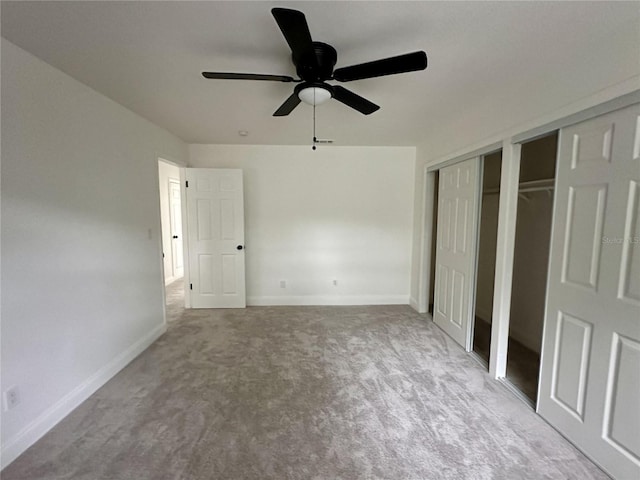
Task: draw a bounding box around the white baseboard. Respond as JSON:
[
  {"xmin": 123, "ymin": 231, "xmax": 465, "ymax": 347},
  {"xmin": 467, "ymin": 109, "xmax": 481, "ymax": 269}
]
[
  {"xmin": 0, "ymin": 323, "xmax": 167, "ymax": 470},
  {"xmin": 247, "ymin": 294, "xmax": 410, "ymax": 306}
]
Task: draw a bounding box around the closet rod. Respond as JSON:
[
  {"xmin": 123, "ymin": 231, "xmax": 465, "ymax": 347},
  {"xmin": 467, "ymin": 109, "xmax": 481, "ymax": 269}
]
[
  {"xmin": 483, "ymin": 178, "xmax": 555, "ymax": 195},
  {"xmin": 484, "ymin": 187, "xmax": 554, "ymax": 195},
  {"xmin": 519, "ymin": 185, "xmax": 554, "ymax": 193}
]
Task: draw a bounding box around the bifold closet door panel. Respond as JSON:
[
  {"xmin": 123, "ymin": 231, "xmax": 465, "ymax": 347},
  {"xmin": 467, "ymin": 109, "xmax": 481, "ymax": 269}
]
[
  {"xmin": 538, "ymin": 104, "xmax": 640, "ymax": 479},
  {"xmin": 433, "ymin": 157, "xmax": 481, "ymax": 350}
]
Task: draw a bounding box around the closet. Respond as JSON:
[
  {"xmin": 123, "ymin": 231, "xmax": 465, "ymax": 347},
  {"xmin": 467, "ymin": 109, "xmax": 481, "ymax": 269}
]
[
  {"xmin": 424, "ymin": 100, "xmax": 639, "ymax": 478},
  {"xmin": 473, "ymin": 151, "xmax": 502, "ymax": 365},
  {"xmin": 505, "ymin": 132, "xmax": 558, "ymax": 403}
]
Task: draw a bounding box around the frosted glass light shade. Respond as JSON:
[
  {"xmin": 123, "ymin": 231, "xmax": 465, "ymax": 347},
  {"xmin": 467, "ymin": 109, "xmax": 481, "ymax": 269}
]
[{"xmin": 298, "ymin": 87, "xmax": 332, "ymax": 106}]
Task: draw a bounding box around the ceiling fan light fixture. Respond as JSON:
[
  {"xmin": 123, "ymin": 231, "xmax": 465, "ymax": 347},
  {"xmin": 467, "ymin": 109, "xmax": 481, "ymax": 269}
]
[{"xmin": 298, "ymin": 86, "xmax": 332, "ymax": 106}]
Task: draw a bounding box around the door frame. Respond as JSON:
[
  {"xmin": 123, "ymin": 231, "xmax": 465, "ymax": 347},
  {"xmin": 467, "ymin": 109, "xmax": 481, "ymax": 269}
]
[
  {"xmin": 168, "ymin": 178, "xmax": 184, "ymax": 279},
  {"xmin": 156, "ymin": 157, "xmax": 189, "ymax": 308},
  {"xmin": 415, "ymin": 90, "xmax": 640, "ymax": 380}
]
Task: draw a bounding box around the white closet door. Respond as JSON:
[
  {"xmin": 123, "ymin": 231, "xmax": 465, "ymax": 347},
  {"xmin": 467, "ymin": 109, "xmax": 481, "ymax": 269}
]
[
  {"xmin": 186, "ymin": 168, "xmax": 246, "ymax": 308},
  {"xmin": 433, "ymin": 157, "xmax": 481, "ymax": 350},
  {"xmin": 538, "ymin": 104, "xmax": 640, "ymax": 479}
]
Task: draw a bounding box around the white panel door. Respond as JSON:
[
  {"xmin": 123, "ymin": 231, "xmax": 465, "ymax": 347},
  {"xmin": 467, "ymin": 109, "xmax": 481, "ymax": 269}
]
[
  {"xmin": 433, "ymin": 157, "xmax": 481, "ymax": 349},
  {"xmin": 538, "ymin": 104, "xmax": 640, "ymax": 479},
  {"xmin": 186, "ymin": 168, "xmax": 246, "ymax": 308},
  {"xmin": 169, "ymin": 179, "xmax": 184, "ymax": 278}
]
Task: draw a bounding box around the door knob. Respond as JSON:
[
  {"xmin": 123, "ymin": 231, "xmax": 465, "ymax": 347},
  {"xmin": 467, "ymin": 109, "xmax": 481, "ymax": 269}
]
[
  {"xmin": 237, "ymin": 245, "xmax": 244, "ymax": 250},
  {"xmin": 173, "ymin": 235, "xmax": 179, "ymax": 239}
]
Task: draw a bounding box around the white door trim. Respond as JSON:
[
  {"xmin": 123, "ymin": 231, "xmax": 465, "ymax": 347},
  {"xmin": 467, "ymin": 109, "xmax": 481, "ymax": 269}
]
[
  {"xmin": 156, "ymin": 157, "xmax": 188, "ymax": 309},
  {"xmin": 168, "ymin": 178, "xmax": 184, "ymax": 279},
  {"xmin": 512, "ymin": 89, "xmax": 640, "ymax": 144},
  {"xmin": 488, "ymin": 141, "xmax": 521, "ymax": 378},
  {"xmin": 180, "ymin": 167, "xmax": 190, "ymax": 308},
  {"xmin": 426, "ymin": 142, "xmax": 502, "ymax": 173},
  {"xmin": 415, "ymin": 168, "xmax": 437, "ymax": 314}
]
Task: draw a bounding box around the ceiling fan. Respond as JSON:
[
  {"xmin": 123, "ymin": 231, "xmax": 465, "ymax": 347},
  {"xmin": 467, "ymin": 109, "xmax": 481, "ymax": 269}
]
[{"xmin": 202, "ymin": 8, "xmax": 428, "ymax": 116}]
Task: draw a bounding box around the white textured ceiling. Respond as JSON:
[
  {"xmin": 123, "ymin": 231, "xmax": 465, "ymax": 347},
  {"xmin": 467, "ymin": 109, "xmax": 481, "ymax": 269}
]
[{"xmin": 2, "ymin": 1, "xmax": 638, "ymax": 147}]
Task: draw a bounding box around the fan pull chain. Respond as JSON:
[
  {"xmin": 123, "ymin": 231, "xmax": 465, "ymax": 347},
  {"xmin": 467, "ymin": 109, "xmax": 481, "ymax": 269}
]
[{"xmin": 312, "ymin": 90, "xmax": 317, "ymax": 151}]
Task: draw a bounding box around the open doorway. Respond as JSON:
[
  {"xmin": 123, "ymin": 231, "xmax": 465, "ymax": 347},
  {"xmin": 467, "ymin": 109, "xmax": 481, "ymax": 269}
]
[
  {"xmin": 472, "ymin": 151, "xmax": 502, "ymax": 366},
  {"xmin": 158, "ymin": 159, "xmax": 185, "ymax": 318},
  {"xmin": 505, "ymin": 132, "xmax": 558, "ymax": 404}
]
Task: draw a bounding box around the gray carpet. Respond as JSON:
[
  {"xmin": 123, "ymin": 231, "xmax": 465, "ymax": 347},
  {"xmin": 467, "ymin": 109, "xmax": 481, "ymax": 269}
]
[{"xmin": 2, "ymin": 280, "xmax": 607, "ymax": 480}]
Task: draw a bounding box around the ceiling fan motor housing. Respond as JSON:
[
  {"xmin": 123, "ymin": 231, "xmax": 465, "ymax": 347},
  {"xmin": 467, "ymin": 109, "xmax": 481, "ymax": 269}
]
[{"xmin": 294, "ymin": 42, "xmax": 337, "ymax": 81}]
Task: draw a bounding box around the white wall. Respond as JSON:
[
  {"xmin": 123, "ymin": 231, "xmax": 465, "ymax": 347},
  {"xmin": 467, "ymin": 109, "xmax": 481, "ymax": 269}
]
[
  {"xmin": 189, "ymin": 145, "xmax": 416, "ymax": 305},
  {"xmin": 0, "ymin": 40, "xmax": 187, "ymax": 467},
  {"xmin": 158, "ymin": 160, "xmax": 182, "ymax": 284}
]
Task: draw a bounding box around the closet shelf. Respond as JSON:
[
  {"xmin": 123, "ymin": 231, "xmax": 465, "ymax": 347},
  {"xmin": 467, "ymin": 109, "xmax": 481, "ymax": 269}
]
[
  {"xmin": 483, "ymin": 178, "xmax": 555, "ymax": 196},
  {"xmin": 519, "ymin": 178, "xmax": 555, "ymax": 193}
]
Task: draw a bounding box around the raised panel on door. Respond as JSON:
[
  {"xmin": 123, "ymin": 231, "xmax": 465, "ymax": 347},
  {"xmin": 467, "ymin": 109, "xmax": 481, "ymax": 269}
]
[
  {"xmin": 433, "ymin": 157, "xmax": 481, "ymax": 350},
  {"xmin": 186, "ymin": 168, "xmax": 246, "ymax": 308},
  {"xmin": 436, "ymin": 265, "xmax": 449, "ymax": 317},
  {"xmin": 198, "ymin": 254, "xmax": 215, "ymax": 295},
  {"xmin": 618, "ymin": 180, "xmax": 640, "ymax": 304},
  {"xmin": 450, "ymin": 270, "xmax": 465, "ymax": 327},
  {"xmin": 440, "ymin": 198, "xmax": 454, "ymax": 251},
  {"xmin": 603, "ymin": 334, "xmax": 640, "ymax": 463},
  {"xmin": 454, "ymin": 198, "xmax": 469, "ymax": 254},
  {"xmin": 538, "ymin": 104, "xmax": 640, "ymax": 479},
  {"xmin": 550, "ymin": 312, "xmax": 592, "ymax": 421},
  {"xmin": 196, "ymin": 199, "xmax": 213, "ymax": 240},
  {"xmin": 561, "ymin": 184, "xmax": 607, "ymax": 290}
]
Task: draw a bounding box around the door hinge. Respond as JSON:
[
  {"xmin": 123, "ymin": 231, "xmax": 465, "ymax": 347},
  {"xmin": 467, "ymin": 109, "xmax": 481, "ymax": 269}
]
[
  {"xmin": 190, "ymin": 283, "xmax": 193, "ymax": 290},
  {"xmin": 186, "ymin": 180, "xmax": 189, "ymax": 188}
]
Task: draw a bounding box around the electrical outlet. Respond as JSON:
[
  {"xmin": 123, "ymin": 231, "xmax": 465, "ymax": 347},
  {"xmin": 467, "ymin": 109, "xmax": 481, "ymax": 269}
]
[
  {"xmin": 280, "ymin": 280, "xmax": 286, "ymax": 288},
  {"xmin": 4, "ymin": 386, "xmax": 20, "ymax": 411}
]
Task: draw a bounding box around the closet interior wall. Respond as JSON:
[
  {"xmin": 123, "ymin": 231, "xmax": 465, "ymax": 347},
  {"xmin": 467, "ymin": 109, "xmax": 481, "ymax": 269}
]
[
  {"xmin": 473, "ymin": 152, "xmax": 503, "ymax": 364},
  {"xmin": 506, "ymin": 132, "xmax": 558, "ymax": 403}
]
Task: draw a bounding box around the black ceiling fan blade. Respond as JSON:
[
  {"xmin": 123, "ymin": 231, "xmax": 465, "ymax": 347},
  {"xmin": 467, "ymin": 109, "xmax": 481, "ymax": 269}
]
[
  {"xmin": 202, "ymin": 72, "xmax": 296, "ymax": 82},
  {"xmin": 273, "ymin": 92, "xmax": 302, "ymax": 116},
  {"xmin": 332, "ymin": 86, "xmax": 380, "ymax": 115},
  {"xmin": 333, "ymin": 51, "xmax": 428, "ymax": 82},
  {"xmin": 271, "ymin": 8, "xmax": 315, "ymax": 63}
]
